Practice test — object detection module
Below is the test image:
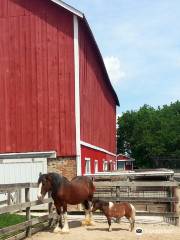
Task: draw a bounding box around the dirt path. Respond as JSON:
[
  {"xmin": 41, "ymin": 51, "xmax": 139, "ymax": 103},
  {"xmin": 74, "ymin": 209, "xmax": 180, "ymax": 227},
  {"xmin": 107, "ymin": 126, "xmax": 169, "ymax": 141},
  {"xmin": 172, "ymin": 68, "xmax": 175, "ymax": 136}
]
[{"xmin": 29, "ymin": 216, "xmax": 180, "ymax": 240}]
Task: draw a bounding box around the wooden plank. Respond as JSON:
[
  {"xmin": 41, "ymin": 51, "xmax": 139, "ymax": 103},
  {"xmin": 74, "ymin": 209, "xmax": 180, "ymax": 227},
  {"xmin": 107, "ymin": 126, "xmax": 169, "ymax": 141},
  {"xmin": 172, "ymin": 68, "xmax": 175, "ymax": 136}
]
[
  {"xmin": 0, "ymin": 183, "xmax": 38, "ymax": 191},
  {"xmin": 0, "ymin": 213, "xmax": 56, "ymax": 235},
  {"xmin": 25, "ymin": 188, "xmax": 31, "ymax": 237},
  {"xmin": 6, "ymin": 222, "xmax": 49, "ymax": 240},
  {"xmin": 0, "ymin": 198, "xmax": 53, "ymax": 214},
  {"xmin": 95, "ymin": 181, "xmax": 178, "ymax": 187},
  {"xmin": 90, "ymin": 170, "xmax": 174, "ymax": 178},
  {"xmin": 6, "ymin": 231, "xmax": 26, "ymax": 240},
  {"xmin": 93, "ymin": 197, "xmax": 178, "ymax": 203},
  {"xmin": 0, "ymin": 200, "xmax": 7, "ymax": 205}
]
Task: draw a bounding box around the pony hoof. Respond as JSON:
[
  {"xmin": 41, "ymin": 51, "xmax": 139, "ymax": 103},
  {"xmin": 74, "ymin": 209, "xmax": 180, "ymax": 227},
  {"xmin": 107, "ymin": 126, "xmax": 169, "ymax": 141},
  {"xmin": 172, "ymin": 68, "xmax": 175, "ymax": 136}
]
[
  {"xmin": 53, "ymin": 227, "xmax": 61, "ymax": 233},
  {"xmin": 108, "ymin": 228, "xmax": 112, "ymax": 232}
]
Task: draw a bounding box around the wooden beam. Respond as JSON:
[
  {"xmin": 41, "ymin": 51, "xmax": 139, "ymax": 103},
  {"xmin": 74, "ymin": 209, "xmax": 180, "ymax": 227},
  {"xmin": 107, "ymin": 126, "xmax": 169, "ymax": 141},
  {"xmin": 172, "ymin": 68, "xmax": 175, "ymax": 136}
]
[
  {"xmin": 0, "ymin": 198, "xmax": 53, "ymax": 214},
  {"xmin": 0, "ymin": 213, "xmax": 56, "ymax": 235},
  {"xmin": 25, "ymin": 188, "xmax": 31, "ymax": 237},
  {"xmin": 93, "ymin": 197, "xmax": 178, "ymax": 203},
  {"xmin": 0, "ymin": 183, "xmax": 38, "ymax": 191},
  {"xmin": 95, "ymin": 181, "xmax": 178, "ymax": 187}
]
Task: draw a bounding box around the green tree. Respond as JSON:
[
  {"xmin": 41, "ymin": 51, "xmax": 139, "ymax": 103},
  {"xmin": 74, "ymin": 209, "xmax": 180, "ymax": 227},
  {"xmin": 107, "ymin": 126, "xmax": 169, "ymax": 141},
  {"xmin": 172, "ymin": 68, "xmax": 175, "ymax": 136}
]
[{"xmin": 117, "ymin": 101, "xmax": 180, "ymax": 168}]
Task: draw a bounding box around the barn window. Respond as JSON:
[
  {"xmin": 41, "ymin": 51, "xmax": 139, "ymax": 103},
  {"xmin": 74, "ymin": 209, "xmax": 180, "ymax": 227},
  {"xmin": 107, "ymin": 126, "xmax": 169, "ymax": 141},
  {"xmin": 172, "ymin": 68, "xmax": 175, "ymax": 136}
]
[
  {"xmin": 103, "ymin": 160, "xmax": 108, "ymax": 172},
  {"xmin": 85, "ymin": 158, "xmax": 91, "ymax": 174},
  {"xmin": 117, "ymin": 161, "xmax": 125, "ymax": 170},
  {"xmin": 94, "ymin": 160, "xmax": 98, "ymax": 173}
]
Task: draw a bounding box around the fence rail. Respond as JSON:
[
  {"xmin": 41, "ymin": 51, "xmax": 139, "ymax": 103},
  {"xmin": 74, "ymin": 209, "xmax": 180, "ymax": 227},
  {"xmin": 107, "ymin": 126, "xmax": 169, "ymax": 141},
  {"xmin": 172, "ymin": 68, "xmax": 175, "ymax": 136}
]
[
  {"xmin": 0, "ymin": 179, "xmax": 179, "ymax": 239},
  {"xmin": 0, "ymin": 183, "xmax": 54, "ymax": 240},
  {"xmin": 93, "ymin": 178, "xmax": 179, "ymax": 225}
]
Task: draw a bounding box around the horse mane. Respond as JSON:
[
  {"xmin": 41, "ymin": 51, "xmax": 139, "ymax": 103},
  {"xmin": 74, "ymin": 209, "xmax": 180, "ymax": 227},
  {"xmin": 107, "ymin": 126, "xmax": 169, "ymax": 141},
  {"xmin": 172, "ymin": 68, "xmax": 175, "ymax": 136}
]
[{"xmin": 38, "ymin": 172, "xmax": 68, "ymax": 194}]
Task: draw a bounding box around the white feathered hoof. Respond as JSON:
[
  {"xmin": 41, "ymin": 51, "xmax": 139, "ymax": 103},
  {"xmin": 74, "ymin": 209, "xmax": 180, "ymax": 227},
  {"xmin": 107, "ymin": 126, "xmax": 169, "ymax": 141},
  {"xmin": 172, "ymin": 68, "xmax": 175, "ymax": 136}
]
[
  {"xmin": 61, "ymin": 227, "xmax": 70, "ymax": 234},
  {"xmin": 88, "ymin": 220, "xmax": 96, "ymax": 226},
  {"xmin": 53, "ymin": 226, "xmax": 61, "ymax": 233}
]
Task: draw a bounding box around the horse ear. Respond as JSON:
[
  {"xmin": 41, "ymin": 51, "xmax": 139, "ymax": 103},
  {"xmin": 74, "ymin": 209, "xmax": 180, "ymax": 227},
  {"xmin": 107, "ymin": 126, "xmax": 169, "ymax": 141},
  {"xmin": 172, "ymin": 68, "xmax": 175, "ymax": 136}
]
[{"xmin": 39, "ymin": 172, "xmax": 42, "ymax": 177}]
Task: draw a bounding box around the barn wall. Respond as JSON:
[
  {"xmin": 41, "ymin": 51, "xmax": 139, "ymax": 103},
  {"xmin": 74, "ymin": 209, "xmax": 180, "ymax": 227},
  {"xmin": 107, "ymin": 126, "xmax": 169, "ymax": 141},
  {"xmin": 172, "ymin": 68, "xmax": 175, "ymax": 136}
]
[
  {"xmin": 78, "ymin": 20, "xmax": 117, "ymax": 154},
  {"xmin": 0, "ymin": 0, "xmax": 76, "ymax": 156},
  {"xmin": 81, "ymin": 145, "xmax": 116, "ymax": 175},
  {"xmin": 47, "ymin": 157, "xmax": 77, "ymax": 180}
]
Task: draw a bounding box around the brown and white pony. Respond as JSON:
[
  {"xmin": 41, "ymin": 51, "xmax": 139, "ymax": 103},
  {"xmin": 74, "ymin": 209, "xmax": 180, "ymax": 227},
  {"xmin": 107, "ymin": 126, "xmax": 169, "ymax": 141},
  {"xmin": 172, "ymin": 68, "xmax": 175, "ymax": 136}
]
[
  {"xmin": 92, "ymin": 200, "xmax": 136, "ymax": 232},
  {"xmin": 37, "ymin": 173, "xmax": 96, "ymax": 233}
]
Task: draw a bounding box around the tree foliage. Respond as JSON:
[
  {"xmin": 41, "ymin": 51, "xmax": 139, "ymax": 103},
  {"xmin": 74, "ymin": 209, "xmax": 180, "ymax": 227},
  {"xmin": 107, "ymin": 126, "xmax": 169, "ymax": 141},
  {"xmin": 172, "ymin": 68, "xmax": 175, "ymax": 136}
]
[{"xmin": 117, "ymin": 101, "xmax": 180, "ymax": 168}]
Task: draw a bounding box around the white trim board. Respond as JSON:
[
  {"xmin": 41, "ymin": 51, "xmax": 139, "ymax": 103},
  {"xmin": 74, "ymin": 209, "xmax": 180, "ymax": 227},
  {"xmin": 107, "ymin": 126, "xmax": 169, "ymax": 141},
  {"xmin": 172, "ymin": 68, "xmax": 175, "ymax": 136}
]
[
  {"xmin": 50, "ymin": 0, "xmax": 83, "ymax": 18},
  {"xmin": 117, "ymin": 159, "xmax": 135, "ymax": 162},
  {"xmin": 0, "ymin": 151, "xmax": 56, "ymax": 159},
  {"xmin": 74, "ymin": 15, "xmax": 81, "ymax": 176},
  {"xmin": 80, "ymin": 141, "xmax": 116, "ymax": 157}
]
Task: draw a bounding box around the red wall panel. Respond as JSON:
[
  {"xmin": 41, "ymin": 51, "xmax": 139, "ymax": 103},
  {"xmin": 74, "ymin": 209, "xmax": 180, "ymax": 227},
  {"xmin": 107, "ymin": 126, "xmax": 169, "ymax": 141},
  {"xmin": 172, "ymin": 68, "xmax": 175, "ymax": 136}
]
[
  {"xmin": 81, "ymin": 145, "xmax": 116, "ymax": 175},
  {"xmin": 0, "ymin": 0, "xmax": 76, "ymax": 156},
  {"xmin": 79, "ymin": 20, "xmax": 117, "ymax": 154}
]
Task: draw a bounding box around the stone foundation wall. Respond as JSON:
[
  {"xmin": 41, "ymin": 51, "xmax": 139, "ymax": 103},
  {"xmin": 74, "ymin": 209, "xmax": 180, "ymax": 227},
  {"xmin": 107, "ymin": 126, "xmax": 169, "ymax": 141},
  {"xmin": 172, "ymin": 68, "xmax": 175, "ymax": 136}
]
[
  {"xmin": 47, "ymin": 157, "xmax": 80, "ymax": 211},
  {"xmin": 47, "ymin": 157, "xmax": 77, "ymax": 180}
]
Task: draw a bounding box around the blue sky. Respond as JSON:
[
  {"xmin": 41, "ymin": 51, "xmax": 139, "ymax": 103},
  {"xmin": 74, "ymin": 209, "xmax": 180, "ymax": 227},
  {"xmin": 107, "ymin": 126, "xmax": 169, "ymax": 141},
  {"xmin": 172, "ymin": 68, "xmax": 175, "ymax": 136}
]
[{"xmin": 66, "ymin": 0, "xmax": 180, "ymax": 115}]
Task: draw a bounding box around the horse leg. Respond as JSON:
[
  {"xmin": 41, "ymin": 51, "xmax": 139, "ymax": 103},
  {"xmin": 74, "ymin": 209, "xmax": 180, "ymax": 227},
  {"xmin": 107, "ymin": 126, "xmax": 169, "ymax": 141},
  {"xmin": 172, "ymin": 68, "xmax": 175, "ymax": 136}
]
[
  {"xmin": 127, "ymin": 217, "xmax": 134, "ymax": 232},
  {"xmin": 81, "ymin": 200, "xmax": 90, "ymax": 226},
  {"xmin": 61, "ymin": 204, "xmax": 70, "ymax": 234},
  {"xmin": 88, "ymin": 200, "xmax": 95, "ymax": 226},
  {"xmin": 129, "ymin": 217, "xmax": 135, "ymax": 231},
  {"xmin": 81, "ymin": 200, "xmax": 95, "ymax": 226},
  {"xmin": 107, "ymin": 217, "xmax": 112, "ymax": 232},
  {"xmin": 129, "ymin": 204, "xmax": 136, "ymax": 231},
  {"xmin": 116, "ymin": 217, "xmax": 121, "ymax": 223},
  {"xmin": 53, "ymin": 206, "xmax": 62, "ymax": 233}
]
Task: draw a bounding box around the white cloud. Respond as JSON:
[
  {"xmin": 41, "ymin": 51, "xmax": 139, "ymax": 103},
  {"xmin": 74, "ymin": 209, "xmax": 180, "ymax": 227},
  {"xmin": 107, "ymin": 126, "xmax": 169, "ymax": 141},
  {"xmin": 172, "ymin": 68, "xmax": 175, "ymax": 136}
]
[{"xmin": 104, "ymin": 56, "xmax": 126, "ymax": 85}]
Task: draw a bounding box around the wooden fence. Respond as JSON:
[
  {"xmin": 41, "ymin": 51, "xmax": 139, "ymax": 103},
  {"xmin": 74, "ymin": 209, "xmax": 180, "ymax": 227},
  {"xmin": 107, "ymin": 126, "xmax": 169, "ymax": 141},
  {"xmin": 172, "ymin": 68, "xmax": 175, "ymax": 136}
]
[
  {"xmin": 0, "ymin": 179, "xmax": 179, "ymax": 239},
  {"xmin": 0, "ymin": 183, "xmax": 54, "ymax": 240},
  {"xmin": 94, "ymin": 178, "xmax": 180, "ymax": 225}
]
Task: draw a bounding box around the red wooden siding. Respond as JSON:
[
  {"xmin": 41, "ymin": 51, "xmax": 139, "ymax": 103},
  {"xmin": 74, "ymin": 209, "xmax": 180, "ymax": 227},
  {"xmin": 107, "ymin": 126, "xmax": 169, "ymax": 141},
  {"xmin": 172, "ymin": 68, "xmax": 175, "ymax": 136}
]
[
  {"xmin": 0, "ymin": 0, "xmax": 76, "ymax": 156},
  {"xmin": 81, "ymin": 145, "xmax": 116, "ymax": 175},
  {"xmin": 79, "ymin": 20, "xmax": 117, "ymax": 154}
]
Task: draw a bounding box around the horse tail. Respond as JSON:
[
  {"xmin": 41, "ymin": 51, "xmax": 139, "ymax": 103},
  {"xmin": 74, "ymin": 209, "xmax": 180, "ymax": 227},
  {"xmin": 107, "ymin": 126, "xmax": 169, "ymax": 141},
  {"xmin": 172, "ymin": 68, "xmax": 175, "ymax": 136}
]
[
  {"xmin": 130, "ymin": 204, "xmax": 136, "ymax": 221},
  {"xmin": 88, "ymin": 178, "xmax": 96, "ymax": 194},
  {"xmin": 92, "ymin": 182, "xmax": 96, "ymax": 193}
]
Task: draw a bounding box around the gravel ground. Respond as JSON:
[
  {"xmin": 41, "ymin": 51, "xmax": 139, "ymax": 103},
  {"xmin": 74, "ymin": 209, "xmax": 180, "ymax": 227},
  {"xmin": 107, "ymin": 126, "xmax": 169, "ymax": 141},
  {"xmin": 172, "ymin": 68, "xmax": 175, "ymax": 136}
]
[{"xmin": 28, "ymin": 215, "xmax": 180, "ymax": 240}]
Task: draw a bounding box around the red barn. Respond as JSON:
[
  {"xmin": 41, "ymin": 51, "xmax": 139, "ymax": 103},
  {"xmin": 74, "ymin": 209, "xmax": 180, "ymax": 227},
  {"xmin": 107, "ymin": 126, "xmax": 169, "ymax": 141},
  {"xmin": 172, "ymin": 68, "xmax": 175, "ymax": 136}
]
[
  {"xmin": 0, "ymin": 0, "xmax": 119, "ymax": 179},
  {"xmin": 117, "ymin": 154, "xmax": 135, "ymax": 171}
]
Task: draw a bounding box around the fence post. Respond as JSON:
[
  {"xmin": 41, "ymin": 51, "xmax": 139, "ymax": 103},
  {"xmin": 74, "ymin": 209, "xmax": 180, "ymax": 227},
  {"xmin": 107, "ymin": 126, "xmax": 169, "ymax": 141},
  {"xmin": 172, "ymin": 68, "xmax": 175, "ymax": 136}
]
[
  {"xmin": 25, "ymin": 187, "xmax": 31, "ymax": 237},
  {"xmin": 7, "ymin": 191, "xmax": 11, "ymax": 205}
]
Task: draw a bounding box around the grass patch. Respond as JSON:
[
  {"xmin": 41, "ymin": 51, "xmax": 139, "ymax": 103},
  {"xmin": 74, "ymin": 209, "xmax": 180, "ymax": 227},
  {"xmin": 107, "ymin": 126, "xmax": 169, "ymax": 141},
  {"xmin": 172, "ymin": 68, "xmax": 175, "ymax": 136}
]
[
  {"xmin": 0, "ymin": 213, "xmax": 26, "ymax": 229},
  {"xmin": 0, "ymin": 213, "xmax": 27, "ymax": 240}
]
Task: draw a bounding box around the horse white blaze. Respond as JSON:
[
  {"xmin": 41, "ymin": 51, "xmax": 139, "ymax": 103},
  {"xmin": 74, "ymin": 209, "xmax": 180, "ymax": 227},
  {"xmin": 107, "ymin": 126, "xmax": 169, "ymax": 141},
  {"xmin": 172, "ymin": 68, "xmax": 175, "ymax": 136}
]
[
  {"xmin": 37, "ymin": 183, "xmax": 42, "ymax": 200},
  {"xmin": 109, "ymin": 202, "xmax": 114, "ymax": 209}
]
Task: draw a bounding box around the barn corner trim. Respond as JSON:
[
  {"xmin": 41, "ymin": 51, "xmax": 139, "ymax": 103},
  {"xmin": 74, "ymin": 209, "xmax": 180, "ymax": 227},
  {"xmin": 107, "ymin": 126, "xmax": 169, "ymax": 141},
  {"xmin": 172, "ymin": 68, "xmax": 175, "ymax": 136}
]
[
  {"xmin": 74, "ymin": 15, "xmax": 82, "ymax": 176},
  {"xmin": 50, "ymin": 0, "xmax": 83, "ymax": 18}
]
